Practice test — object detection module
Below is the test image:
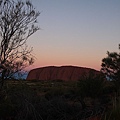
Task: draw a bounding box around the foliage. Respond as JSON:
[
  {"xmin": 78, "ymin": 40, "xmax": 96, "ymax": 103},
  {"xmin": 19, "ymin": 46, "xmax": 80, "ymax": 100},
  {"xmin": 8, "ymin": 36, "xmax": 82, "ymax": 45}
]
[
  {"xmin": 102, "ymin": 96, "xmax": 120, "ymax": 120},
  {"xmin": 101, "ymin": 44, "xmax": 120, "ymax": 87},
  {"xmin": 77, "ymin": 72, "xmax": 105, "ymax": 98},
  {"xmin": 0, "ymin": 81, "xmax": 41, "ymax": 120},
  {"xmin": 0, "ymin": 79, "xmax": 118, "ymax": 120},
  {"xmin": 0, "ymin": 0, "xmax": 40, "ymax": 87},
  {"xmin": 101, "ymin": 44, "xmax": 120, "ymax": 119},
  {"xmin": 0, "ymin": 80, "xmax": 83, "ymax": 120}
]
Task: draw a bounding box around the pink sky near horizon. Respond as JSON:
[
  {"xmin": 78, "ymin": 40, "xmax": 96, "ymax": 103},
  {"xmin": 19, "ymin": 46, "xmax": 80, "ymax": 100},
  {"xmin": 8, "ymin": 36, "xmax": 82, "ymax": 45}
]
[{"xmin": 26, "ymin": 0, "xmax": 120, "ymax": 71}]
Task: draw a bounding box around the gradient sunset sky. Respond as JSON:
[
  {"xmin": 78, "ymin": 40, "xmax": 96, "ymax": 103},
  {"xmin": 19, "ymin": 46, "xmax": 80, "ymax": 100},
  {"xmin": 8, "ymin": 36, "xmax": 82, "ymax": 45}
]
[{"xmin": 27, "ymin": 0, "xmax": 120, "ymax": 71}]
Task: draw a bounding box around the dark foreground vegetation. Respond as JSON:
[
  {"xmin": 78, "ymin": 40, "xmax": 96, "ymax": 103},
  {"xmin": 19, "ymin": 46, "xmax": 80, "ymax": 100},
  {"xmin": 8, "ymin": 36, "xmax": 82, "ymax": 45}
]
[
  {"xmin": 0, "ymin": 0, "xmax": 119, "ymax": 119},
  {"xmin": 0, "ymin": 75, "xmax": 120, "ymax": 120}
]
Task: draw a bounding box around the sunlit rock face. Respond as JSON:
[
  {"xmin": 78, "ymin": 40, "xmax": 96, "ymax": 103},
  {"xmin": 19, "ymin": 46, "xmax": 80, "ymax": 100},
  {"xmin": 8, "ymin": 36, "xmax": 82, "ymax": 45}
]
[{"xmin": 27, "ymin": 66, "xmax": 99, "ymax": 81}]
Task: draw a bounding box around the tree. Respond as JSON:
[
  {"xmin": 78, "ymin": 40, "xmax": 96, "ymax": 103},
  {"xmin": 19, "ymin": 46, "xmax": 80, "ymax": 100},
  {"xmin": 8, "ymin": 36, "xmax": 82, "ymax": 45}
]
[
  {"xmin": 101, "ymin": 44, "xmax": 120, "ymax": 90},
  {"xmin": 0, "ymin": 0, "xmax": 40, "ymax": 88}
]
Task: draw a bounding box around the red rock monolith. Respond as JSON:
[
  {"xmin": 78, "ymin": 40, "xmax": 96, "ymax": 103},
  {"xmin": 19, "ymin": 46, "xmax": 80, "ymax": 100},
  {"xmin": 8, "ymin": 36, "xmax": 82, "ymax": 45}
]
[{"xmin": 27, "ymin": 66, "xmax": 99, "ymax": 81}]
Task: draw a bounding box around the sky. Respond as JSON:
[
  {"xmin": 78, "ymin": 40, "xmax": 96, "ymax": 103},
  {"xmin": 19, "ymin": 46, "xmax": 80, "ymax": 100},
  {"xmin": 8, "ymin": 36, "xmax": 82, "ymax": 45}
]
[{"xmin": 27, "ymin": 0, "xmax": 120, "ymax": 71}]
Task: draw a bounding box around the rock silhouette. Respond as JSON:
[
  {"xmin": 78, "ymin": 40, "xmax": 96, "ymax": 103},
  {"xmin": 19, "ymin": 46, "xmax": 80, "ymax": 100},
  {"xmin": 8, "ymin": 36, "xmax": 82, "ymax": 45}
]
[{"xmin": 27, "ymin": 66, "xmax": 99, "ymax": 81}]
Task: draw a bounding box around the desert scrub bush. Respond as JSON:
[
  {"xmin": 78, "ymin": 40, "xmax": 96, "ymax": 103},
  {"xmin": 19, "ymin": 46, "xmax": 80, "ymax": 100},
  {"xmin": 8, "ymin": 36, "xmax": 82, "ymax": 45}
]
[
  {"xmin": 0, "ymin": 90, "xmax": 16, "ymax": 119},
  {"xmin": 77, "ymin": 73, "xmax": 105, "ymax": 99},
  {"xmin": 0, "ymin": 81, "xmax": 43, "ymax": 120},
  {"xmin": 45, "ymin": 86, "xmax": 66, "ymax": 100},
  {"xmin": 35, "ymin": 96, "xmax": 83, "ymax": 120},
  {"xmin": 102, "ymin": 100, "xmax": 120, "ymax": 120}
]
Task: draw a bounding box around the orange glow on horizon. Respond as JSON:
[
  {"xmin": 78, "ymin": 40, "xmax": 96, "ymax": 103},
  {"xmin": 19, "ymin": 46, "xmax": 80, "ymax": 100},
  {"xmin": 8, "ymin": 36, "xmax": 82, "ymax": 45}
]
[{"xmin": 26, "ymin": 60, "xmax": 101, "ymax": 71}]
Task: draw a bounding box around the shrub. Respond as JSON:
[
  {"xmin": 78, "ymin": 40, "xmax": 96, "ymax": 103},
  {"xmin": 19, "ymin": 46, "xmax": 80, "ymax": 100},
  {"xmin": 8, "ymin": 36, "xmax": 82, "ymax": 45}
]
[{"xmin": 77, "ymin": 72, "xmax": 105, "ymax": 98}]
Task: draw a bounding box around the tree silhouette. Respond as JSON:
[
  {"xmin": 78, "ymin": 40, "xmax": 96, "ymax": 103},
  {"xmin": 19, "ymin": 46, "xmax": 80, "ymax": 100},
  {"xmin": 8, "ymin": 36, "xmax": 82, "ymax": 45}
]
[
  {"xmin": 0, "ymin": 0, "xmax": 40, "ymax": 88},
  {"xmin": 101, "ymin": 44, "xmax": 120, "ymax": 90}
]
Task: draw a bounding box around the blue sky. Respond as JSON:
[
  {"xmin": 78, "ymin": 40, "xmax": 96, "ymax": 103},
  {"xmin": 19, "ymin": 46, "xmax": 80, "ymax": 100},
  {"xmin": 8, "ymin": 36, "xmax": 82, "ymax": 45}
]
[{"xmin": 27, "ymin": 0, "xmax": 120, "ymax": 70}]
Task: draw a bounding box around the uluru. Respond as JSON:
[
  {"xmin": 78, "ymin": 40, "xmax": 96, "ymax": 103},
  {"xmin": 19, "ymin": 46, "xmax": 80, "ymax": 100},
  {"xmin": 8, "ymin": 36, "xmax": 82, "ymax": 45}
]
[{"xmin": 27, "ymin": 66, "xmax": 99, "ymax": 81}]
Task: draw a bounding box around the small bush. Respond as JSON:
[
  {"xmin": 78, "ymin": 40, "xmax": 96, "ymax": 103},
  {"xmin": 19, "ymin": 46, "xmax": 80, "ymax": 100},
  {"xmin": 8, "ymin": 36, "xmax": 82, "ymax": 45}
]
[{"xmin": 77, "ymin": 73, "xmax": 105, "ymax": 98}]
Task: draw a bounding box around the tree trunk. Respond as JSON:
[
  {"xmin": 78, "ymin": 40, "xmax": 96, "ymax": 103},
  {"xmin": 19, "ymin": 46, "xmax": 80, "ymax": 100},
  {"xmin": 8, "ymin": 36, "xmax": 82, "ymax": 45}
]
[{"xmin": 0, "ymin": 69, "xmax": 6, "ymax": 89}]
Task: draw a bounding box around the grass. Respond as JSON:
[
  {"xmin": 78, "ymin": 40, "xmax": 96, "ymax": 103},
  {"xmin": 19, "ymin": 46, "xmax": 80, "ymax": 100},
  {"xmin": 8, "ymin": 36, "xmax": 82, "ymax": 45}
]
[{"xmin": 0, "ymin": 79, "xmax": 119, "ymax": 120}]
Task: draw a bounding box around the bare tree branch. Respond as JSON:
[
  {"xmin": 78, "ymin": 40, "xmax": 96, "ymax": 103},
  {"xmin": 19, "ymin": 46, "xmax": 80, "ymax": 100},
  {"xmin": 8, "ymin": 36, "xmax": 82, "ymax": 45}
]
[{"xmin": 0, "ymin": 0, "xmax": 40, "ymax": 88}]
